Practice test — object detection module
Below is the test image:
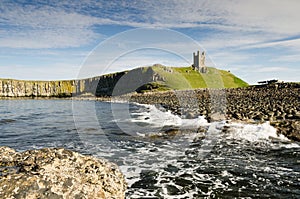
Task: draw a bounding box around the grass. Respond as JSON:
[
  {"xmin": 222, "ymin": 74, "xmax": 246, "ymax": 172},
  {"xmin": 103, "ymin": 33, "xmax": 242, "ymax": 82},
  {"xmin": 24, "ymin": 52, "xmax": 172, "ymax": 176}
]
[
  {"xmin": 151, "ymin": 65, "xmax": 248, "ymax": 90},
  {"xmin": 0, "ymin": 65, "xmax": 249, "ymax": 95}
]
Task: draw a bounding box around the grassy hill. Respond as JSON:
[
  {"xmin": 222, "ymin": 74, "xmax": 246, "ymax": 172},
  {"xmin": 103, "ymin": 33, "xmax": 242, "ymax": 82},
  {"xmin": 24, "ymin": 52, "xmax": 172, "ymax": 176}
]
[
  {"xmin": 137, "ymin": 65, "xmax": 248, "ymax": 92},
  {"xmin": 0, "ymin": 65, "xmax": 248, "ymax": 97}
]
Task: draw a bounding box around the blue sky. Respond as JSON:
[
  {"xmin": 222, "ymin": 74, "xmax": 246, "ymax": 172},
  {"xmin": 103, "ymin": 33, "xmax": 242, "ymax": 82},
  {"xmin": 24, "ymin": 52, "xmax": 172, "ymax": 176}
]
[{"xmin": 0, "ymin": 0, "xmax": 299, "ymax": 84}]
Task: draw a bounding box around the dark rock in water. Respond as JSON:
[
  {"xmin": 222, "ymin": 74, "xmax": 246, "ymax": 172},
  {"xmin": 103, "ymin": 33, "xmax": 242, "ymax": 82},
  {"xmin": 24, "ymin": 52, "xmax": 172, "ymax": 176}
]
[
  {"xmin": 131, "ymin": 170, "xmax": 158, "ymax": 189},
  {"xmin": 174, "ymin": 177, "xmax": 193, "ymax": 187},
  {"xmin": 149, "ymin": 148, "xmax": 158, "ymax": 152},
  {"xmin": 0, "ymin": 146, "xmax": 127, "ymax": 199},
  {"xmin": 221, "ymin": 125, "xmax": 230, "ymax": 133},
  {"xmin": 164, "ymin": 164, "xmax": 180, "ymax": 173},
  {"xmin": 165, "ymin": 184, "xmax": 181, "ymax": 195},
  {"xmin": 148, "ymin": 127, "xmax": 181, "ymax": 139}
]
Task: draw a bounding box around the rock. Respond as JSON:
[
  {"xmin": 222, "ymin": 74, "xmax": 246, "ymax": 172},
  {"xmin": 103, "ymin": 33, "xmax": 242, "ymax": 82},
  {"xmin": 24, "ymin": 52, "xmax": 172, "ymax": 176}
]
[
  {"xmin": 0, "ymin": 147, "xmax": 127, "ymax": 199},
  {"xmin": 128, "ymin": 83, "xmax": 300, "ymax": 141},
  {"xmin": 208, "ymin": 112, "xmax": 226, "ymax": 122},
  {"xmin": 185, "ymin": 111, "xmax": 196, "ymax": 119},
  {"xmin": 293, "ymin": 112, "xmax": 300, "ymax": 119},
  {"xmin": 270, "ymin": 120, "xmax": 300, "ymax": 141},
  {"xmin": 201, "ymin": 110, "xmax": 207, "ymax": 115},
  {"xmin": 131, "ymin": 170, "xmax": 158, "ymax": 189},
  {"xmin": 166, "ymin": 184, "xmax": 181, "ymax": 195}
]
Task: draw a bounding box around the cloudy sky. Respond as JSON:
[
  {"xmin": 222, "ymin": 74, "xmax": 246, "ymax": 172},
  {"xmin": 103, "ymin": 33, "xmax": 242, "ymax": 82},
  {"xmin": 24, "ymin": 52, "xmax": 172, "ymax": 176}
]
[{"xmin": 0, "ymin": 0, "xmax": 299, "ymax": 84}]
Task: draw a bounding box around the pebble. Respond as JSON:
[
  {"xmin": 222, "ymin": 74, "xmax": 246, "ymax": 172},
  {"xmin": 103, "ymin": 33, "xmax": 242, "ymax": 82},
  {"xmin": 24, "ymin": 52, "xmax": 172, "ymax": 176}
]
[{"xmin": 127, "ymin": 83, "xmax": 300, "ymax": 141}]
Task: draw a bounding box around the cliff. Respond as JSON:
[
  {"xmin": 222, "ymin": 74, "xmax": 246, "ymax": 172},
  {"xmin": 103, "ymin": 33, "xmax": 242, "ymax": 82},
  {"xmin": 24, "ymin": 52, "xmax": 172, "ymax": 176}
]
[
  {"xmin": 0, "ymin": 65, "xmax": 248, "ymax": 97},
  {"xmin": 0, "ymin": 79, "xmax": 75, "ymax": 97},
  {"xmin": 0, "ymin": 67, "xmax": 158, "ymax": 97}
]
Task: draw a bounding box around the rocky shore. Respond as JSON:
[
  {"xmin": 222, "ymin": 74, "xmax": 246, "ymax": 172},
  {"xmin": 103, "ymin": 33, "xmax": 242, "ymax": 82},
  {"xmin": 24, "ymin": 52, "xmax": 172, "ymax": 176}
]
[
  {"xmin": 0, "ymin": 147, "xmax": 127, "ymax": 199},
  {"xmin": 127, "ymin": 83, "xmax": 300, "ymax": 141}
]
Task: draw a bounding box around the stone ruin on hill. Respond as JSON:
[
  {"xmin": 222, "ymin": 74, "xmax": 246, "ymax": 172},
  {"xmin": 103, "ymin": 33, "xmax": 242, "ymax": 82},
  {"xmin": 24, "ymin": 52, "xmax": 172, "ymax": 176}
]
[{"xmin": 192, "ymin": 51, "xmax": 207, "ymax": 73}]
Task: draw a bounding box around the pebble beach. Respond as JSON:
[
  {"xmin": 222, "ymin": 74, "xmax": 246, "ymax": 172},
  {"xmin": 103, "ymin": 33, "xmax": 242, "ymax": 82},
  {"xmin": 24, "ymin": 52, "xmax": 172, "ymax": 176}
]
[{"xmin": 128, "ymin": 83, "xmax": 300, "ymax": 141}]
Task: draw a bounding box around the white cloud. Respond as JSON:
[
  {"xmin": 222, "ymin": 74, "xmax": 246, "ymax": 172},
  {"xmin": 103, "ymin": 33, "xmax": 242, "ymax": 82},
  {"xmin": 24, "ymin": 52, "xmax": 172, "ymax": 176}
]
[
  {"xmin": 225, "ymin": 0, "xmax": 300, "ymax": 35},
  {"xmin": 1, "ymin": 0, "xmax": 300, "ymax": 49},
  {"xmin": 0, "ymin": 63, "xmax": 80, "ymax": 80},
  {"xmin": 0, "ymin": 0, "xmax": 299, "ymax": 82},
  {"xmin": 0, "ymin": 28, "xmax": 98, "ymax": 48},
  {"xmin": 208, "ymin": 51, "xmax": 250, "ymax": 67},
  {"xmin": 255, "ymin": 67, "xmax": 286, "ymax": 73},
  {"xmin": 229, "ymin": 64, "xmax": 300, "ymax": 84},
  {"xmin": 0, "ymin": 3, "xmax": 103, "ymax": 48},
  {"xmin": 270, "ymin": 54, "xmax": 300, "ymax": 62},
  {"xmin": 95, "ymin": 0, "xmax": 300, "ymax": 36},
  {"xmin": 240, "ymin": 38, "xmax": 300, "ymax": 51}
]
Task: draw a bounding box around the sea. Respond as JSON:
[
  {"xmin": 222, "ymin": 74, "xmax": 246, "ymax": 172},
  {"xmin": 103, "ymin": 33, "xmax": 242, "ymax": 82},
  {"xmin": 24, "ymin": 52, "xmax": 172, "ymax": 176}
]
[{"xmin": 0, "ymin": 100, "xmax": 299, "ymax": 198}]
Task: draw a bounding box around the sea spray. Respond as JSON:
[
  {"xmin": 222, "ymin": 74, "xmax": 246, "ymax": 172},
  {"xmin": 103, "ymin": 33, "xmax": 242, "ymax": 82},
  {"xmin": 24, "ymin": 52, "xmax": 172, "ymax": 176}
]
[{"xmin": 1, "ymin": 100, "xmax": 299, "ymax": 198}]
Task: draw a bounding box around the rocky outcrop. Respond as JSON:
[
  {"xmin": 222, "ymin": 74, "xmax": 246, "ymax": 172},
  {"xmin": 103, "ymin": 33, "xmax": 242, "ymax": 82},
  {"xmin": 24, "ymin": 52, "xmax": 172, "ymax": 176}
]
[
  {"xmin": 0, "ymin": 79, "xmax": 75, "ymax": 97},
  {"xmin": 0, "ymin": 147, "xmax": 127, "ymax": 199},
  {"xmin": 128, "ymin": 83, "xmax": 300, "ymax": 141}
]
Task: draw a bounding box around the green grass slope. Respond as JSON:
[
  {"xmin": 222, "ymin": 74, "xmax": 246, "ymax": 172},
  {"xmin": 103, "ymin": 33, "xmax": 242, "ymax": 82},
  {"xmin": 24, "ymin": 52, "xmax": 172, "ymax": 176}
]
[
  {"xmin": 0, "ymin": 65, "xmax": 249, "ymax": 96},
  {"xmin": 150, "ymin": 65, "xmax": 248, "ymax": 90}
]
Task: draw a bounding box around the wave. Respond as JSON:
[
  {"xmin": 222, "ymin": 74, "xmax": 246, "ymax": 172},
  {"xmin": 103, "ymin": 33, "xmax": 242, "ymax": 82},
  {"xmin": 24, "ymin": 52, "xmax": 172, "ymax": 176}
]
[
  {"xmin": 130, "ymin": 103, "xmax": 209, "ymax": 129},
  {"xmin": 129, "ymin": 103, "xmax": 297, "ymax": 145},
  {"xmin": 221, "ymin": 121, "xmax": 289, "ymax": 142},
  {"xmin": 78, "ymin": 100, "xmax": 299, "ymax": 197}
]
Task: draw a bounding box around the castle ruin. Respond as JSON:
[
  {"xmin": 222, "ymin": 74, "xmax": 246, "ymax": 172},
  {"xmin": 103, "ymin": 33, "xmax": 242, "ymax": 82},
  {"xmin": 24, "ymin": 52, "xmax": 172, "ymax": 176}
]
[{"xmin": 192, "ymin": 51, "xmax": 207, "ymax": 73}]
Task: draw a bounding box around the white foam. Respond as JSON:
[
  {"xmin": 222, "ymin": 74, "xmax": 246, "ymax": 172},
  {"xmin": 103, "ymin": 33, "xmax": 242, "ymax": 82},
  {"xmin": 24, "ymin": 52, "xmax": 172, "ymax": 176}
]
[
  {"xmin": 221, "ymin": 170, "xmax": 232, "ymax": 177},
  {"xmin": 119, "ymin": 165, "xmax": 142, "ymax": 187},
  {"xmin": 129, "ymin": 102, "xmax": 296, "ymax": 146},
  {"xmin": 110, "ymin": 103, "xmax": 300, "ymax": 198},
  {"xmin": 130, "ymin": 103, "xmax": 209, "ymax": 130},
  {"xmin": 130, "ymin": 104, "xmax": 181, "ymax": 127},
  {"xmin": 225, "ymin": 121, "xmax": 290, "ymax": 142},
  {"xmin": 283, "ymin": 143, "xmax": 300, "ymax": 148}
]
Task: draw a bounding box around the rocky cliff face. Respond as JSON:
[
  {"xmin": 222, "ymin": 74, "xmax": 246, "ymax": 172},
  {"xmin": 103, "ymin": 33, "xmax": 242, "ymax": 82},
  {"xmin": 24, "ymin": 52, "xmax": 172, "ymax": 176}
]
[
  {"xmin": 0, "ymin": 67, "xmax": 161, "ymax": 97},
  {"xmin": 0, "ymin": 79, "xmax": 75, "ymax": 97},
  {"xmin": 0, "ymin": 146, "xmax": 127, "ymax": 199}
]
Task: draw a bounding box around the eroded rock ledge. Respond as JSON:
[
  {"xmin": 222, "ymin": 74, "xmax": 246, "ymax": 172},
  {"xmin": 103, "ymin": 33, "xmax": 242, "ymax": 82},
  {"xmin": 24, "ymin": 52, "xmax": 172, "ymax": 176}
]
[{"xmin": 0, "ymin": 147, "xmax": 127, "ymax": 199}]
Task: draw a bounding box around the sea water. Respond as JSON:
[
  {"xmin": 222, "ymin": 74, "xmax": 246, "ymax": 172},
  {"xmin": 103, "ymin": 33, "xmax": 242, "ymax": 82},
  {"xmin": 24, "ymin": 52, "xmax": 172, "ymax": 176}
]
[{"xmin": 0, "ymin": 100, "xmax": 299, "ymax": 198}]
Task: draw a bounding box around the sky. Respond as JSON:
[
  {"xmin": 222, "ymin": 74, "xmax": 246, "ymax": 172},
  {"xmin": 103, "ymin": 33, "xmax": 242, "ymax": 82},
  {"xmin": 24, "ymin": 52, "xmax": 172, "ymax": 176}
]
[{"xmin": 0, "ymin": 0, "xmax": 299, "ymax": 84}]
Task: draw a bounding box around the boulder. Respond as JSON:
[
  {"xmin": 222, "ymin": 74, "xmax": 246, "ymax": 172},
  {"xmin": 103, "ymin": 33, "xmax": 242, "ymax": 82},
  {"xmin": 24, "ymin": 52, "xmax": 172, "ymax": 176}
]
[{"xmin": 0, "ymin": 147, "xmax": 127, "ymax": 199}]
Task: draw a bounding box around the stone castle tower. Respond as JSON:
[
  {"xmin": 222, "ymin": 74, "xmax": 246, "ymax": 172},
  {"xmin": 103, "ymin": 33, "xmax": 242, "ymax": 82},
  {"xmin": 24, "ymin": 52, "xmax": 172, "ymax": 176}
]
[{"xmin": 193, "ymin": 51, "xmax": 207, "ymax": 73}]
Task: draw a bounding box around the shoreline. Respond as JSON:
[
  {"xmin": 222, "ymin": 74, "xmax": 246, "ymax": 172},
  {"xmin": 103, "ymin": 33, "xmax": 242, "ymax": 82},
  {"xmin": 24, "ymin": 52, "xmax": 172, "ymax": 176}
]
[
  {"xmin": 1, "ymin": 83, "xmax": 299, "ymax": 141},
  {"xmin": 127, "ymin": 83, "xmax": 300, "ymax": 142}
]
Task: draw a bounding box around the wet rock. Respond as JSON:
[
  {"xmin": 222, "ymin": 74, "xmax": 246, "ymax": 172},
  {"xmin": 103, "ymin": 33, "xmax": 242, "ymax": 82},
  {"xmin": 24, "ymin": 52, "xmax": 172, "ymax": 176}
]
[
  {"xmin": 208, "ymin": 112, "xmax": 226, "ymax": 122},
  {"xmin": 174, "ymin": 177, "xmax": 193, "ymax": 187},
  {"xmin": 164, "ymin": 164, "xmax": 180, "ymax": 173},
  {"xmin": 165, "ymin": 184, "xmax": 181, "ymax": 195},
  {"xmin": 185, "ymin": 111, "xmax": 196, "ymax": 119},
  {"xmin": 0, "ymin": 147, "xmax": 127, "ymax": 199},
  {"xmin": 131, "ymin": 170, "xmax": 158, "ymax": 189},
  {"xmin": 128, "ymin": 83, "xmax": 300, "ymax": 141},
  {"xmin": 271, "ymin": 120, "xmax": 300, "ymax": 141}
]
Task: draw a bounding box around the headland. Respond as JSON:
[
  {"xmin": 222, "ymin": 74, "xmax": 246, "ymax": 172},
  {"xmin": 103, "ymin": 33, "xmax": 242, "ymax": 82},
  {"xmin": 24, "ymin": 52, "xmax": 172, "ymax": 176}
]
[{"xmin": 0, "ymin": 65, "xmax": 299, "ymax": 141}]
